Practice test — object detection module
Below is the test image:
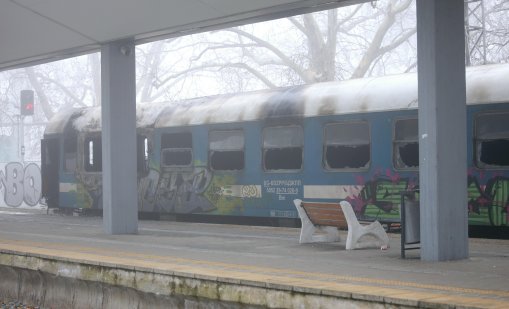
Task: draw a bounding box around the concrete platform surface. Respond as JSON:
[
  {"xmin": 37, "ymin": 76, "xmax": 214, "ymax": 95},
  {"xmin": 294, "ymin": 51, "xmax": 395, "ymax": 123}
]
[{"xmin": 0, "ymin": 207, "xmax": 508, "ymax": 308}]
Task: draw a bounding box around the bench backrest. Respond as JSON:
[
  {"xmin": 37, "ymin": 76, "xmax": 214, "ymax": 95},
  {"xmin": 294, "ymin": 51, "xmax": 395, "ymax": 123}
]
[{"xmin": 300, "ymin": 202, "xmax": 347, "ymax": 229}]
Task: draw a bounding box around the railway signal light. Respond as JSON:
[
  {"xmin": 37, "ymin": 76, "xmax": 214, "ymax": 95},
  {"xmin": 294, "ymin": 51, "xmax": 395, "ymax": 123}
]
[{"xmin": 20, "ymin": 90, "xmax": 34, "ymax": 116}]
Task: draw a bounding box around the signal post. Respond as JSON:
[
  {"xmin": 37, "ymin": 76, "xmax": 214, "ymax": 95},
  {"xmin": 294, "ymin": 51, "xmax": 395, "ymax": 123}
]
[{"xmin": 19, "ymin": 90, "xmax": 35, "ymax": 164}]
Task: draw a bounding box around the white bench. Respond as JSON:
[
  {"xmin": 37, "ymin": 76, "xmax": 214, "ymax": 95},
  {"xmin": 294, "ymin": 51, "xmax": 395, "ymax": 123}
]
[{"xmin": 293, "ymin": 199, "xmax": 389, "ymax": 250}]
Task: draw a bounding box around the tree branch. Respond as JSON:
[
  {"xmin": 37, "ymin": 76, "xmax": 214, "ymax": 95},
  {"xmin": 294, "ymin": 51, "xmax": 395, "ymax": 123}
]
[
  {"xmin": 190, "ymin": 43, "xmax": 258, "ymax": 62},
  {"xmin": 350, "ymin": 0, "xmax": 413, "ymax": 79},
  {"xmin": 37, "ymin": 75, "xmax": 88, "ymax": 108},
  {"xmin": 379, "ymin": 28, "xmax": 416, "ymax": 54},
  {"xmin": 221, "ymin": 28, "xmax": 308, "ymax": 81},
  {"xmin": 336, "ymin": 4, "xmax": 364, "ymax": 30},
  {"xmin": 288, "ymin": 17, "xmax": 308, "ymax": 36},
  {"xmin": 221, "ymin": 63, "xmax": 277, "ymax": 88}
]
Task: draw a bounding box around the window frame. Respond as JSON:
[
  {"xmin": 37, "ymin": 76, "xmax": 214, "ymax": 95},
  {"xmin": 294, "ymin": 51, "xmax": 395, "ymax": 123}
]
[
  {"xmin": 392, "ymin": 117, "xmax": 419, "ymax": 171},
  {"xmin": 322, "ymin": 121, "xmax": 371, "ymax": 172},
  {"xmin": 160, "ymin": 132, "xmax": 193, "ymax": 168},
  {"xmin": 474, "ymin": 111, "xmax": 509, "ymax": 170},
  {"xmin": 208, "ymin": 129, "xmax": 245, "ymax": 171},
  {"xmin": 262, "ymin": 125, "xmax": 304, "ymax": 172}
]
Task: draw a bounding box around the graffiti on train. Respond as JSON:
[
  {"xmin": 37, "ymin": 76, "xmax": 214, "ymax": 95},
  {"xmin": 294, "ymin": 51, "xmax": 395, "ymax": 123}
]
[
  {"xmin": 316, "ymin": 168, "xmax": 509, "ymax": 227},
  {"xmin": 468, "ymin": 171, "xmax": 509, "ymax": 227},
  {"xmin": 0, "ymin": 162, "xmax": 42, "ymax": 207}
]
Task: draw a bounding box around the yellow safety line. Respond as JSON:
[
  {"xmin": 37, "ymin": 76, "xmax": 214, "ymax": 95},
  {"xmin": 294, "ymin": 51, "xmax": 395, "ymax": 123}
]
[{"xmin": 0, "ymin": 238, "xmax": 508, "ymax": 303}]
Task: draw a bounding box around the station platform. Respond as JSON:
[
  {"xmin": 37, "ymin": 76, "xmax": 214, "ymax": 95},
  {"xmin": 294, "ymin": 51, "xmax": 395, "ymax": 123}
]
[{"xmin": 0, "ymin": 207, "xmax": 508, "ymax": 308}]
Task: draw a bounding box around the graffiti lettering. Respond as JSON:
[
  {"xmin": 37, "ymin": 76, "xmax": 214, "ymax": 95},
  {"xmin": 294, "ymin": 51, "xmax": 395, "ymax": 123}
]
[{"xmin": 0, "ymin": 162, "xmax": 41, "ymax": 207}]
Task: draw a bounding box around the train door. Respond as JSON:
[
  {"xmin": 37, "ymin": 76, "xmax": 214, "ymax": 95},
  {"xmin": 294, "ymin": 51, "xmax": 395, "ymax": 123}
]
[{"xmin": 41, "ymin": 138, "xmax": 60, "ymax": 208}]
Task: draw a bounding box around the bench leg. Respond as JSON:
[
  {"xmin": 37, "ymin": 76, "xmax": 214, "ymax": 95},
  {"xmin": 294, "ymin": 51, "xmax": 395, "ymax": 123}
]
[
  {"xmin": 366, "ymin": 221, "xmax": 390, "ymax": 249},
  {"xmin": 295, "ymin": 199, "xmax": 318, "ymax": 244},
  {"xmin": 299, "ymin": 220, "xmax": 316, "ymax": 243},
  {"xmin": 345, "ymin": 228, "xmax": 359, "ymax": 250},
  {"xmin": 340, "ymin": 200, "xmax": 390, "ymax": 250},
  {"xmin": 301, "ymin": 225, "xmax": 340, "ymax": 243},
  {"xmin": 346, "ymin": 221, "xmax": 390, "ymax": 250},
  {"xmin": 301, "ymin": 224, "xmax": 340, "ymax": 243}
]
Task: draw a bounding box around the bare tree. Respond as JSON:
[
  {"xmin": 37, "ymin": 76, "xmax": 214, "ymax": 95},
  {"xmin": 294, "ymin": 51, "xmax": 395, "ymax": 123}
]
[
  {"xmin": 483, "ymin": 0, "xmax": 509, "ymax": 64},
  {"xmin": 148, "ymin": 0, "xmax": 417, "ymax": 96},
  {"xmin": 349, "ymin": 0, "xmax": 415, "ymax": 78}
]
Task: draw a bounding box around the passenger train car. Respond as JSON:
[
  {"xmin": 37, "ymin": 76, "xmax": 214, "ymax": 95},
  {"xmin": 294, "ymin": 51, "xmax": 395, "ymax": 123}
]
[{"xmin": 41, "ymin": 64, "xmax": 509, "ymax": 234}]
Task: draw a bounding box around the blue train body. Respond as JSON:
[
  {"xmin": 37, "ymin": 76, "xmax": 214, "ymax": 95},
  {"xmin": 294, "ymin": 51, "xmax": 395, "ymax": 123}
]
[{"xmin": 41, "ymin": 64, "xmax": 509, "ymax": 230}]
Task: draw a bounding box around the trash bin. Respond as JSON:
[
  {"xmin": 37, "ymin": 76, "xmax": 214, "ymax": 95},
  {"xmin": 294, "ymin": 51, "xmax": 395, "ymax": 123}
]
[
  {"xmin": 400, "ymin": 190, "xmax": 420, "ymax": 258},
  {"xmin": 404, "ymin": 200, "xmax": 420, "ymax": 244}
]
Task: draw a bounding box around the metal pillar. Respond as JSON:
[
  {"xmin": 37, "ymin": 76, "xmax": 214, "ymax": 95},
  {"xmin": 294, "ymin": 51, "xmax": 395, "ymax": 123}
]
[
  {"xmin": 416, "ymin": 0, "xmax": 469, "ymax": 261},
  {"xmin": 101, "ymin": 39, "xmax": 138, "ymax": 234}
]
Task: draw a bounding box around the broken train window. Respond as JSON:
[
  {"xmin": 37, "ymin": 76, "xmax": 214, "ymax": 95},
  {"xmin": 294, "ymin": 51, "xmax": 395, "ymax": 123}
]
[
  {"xmin": 393, "ymin": 118, "xmax": 419, "ymax": 169},
  {"xmin": 323, "ymin": 121, "xmax": 370, "ymax": 170},
  {"xmin": 161, "ymin": 132, "xmax": 193, "ymax": 167},
  {"xmin": 475, "ymin": 111, "xmax": 509, "ymax": 168},
  {"xmin": 263, "ymin": 126, "xmax": 303, "ymax": 171},
  {"xmin": 209, "ymin": 130, "xmax": 244, "ymax": 171}
]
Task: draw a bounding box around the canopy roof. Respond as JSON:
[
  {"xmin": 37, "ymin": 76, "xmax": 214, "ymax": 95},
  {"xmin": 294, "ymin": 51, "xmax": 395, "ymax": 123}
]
[{"xmin": 0, "ymin": 0, "xmax": 363, "ymax": 71}]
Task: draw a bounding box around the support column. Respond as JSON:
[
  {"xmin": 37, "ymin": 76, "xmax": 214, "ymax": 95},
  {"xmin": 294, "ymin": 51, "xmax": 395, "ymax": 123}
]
[
  {"xmin": 101, "ymin": 39, "xmax": 138, "ymax": 234},
  {"xmin": 416, "ymin": 0, "xmax": 468, "ymax": 261}
]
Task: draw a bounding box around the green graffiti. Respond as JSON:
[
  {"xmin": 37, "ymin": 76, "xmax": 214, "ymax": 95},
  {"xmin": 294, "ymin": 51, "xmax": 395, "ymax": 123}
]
[
  {"xmin": 361, "ymin": 179, "xmax": 408, "ymax": 219},
  {"xmin": 148, "ymin": 159, "xmax": 159, "ymax": 172},
  {"xmin": 468, "ymin": 176, "xmax": 509, "ymax": 226},
  {"xmin": 75, "ymin": 183, "xmax": 93, "ymax": 209},
  {"xmin": 204, "ymin": 174, "xmax": 243, "ymax": 215},
  {"xmin": 486, "ymin": 178, "xmax": 509, "ymax": 226}
]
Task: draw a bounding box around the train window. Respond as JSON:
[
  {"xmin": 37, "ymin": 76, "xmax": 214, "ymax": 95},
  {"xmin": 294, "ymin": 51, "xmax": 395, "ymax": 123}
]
[
  {"xmin": 263, "ymin": 126, "xmax": 303, "ymax": 171},
  {"xmin": 63, "ymin": 133, "xmax": 77, "ymax": 172},
  {"xmin": 161, "ymin": 132, "xmax": 192, "ymax": 167},
  {"xmin": 324, "ymin": 122, "xmax": 370, "ymax": 170},
  {"xmin": 137, "ymin": 135, "xmax": 149, "ymax": 175},
  {"xmin": 209, "ymin": 130, "xmax": 244, "ymax": 171},
  {"xmin": 84, "ymin": 136, "xmax": 102, "ymax": 172},
  {"xmin": 393, "ymin": 118, "xmax": 419, "ymax": 169},
  {"xmin": 475, "ymin": 112, "xmax": 509, "ymax": 168}
]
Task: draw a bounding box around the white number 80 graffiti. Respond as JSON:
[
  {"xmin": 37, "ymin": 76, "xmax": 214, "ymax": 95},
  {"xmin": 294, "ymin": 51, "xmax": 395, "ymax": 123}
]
[{"xmin": 0, "ymin": 162, "xmax": 42, "ymax": 207}]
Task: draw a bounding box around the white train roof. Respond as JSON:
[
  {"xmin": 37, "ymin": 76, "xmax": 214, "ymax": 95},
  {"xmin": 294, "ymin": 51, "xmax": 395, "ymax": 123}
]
[
  {"xmin": 44, "ymin": 107, "xmax": 80, "ymax": 136},
  {"xmin": 44, "ymin": 63, "xmax": 509, "ymax": 134}
]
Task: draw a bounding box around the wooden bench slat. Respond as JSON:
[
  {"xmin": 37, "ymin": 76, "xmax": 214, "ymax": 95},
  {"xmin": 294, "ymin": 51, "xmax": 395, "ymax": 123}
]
[
  {"xmin": 309, "ymin": 216, "xmax": 346, "ymax": 222},
  {"xmin": 300, "ymin": 202, "xmax": 348, "ymax": 228},
  {"xmin": 311, "ymin": 219, "xmax": 346, "ymax": 227},
  {"xmin": 306, "ymin": 212, "xmax": 345, "ymax": 221},
  {"xmin": 301, "ymin": 203, "xmax": 340, "ymax": 209},
  {"xmin": 305, "ymin": 208, "xmax": 342, "ymax": 216},
  {"xmin": 303, "ymin": 207, "xmax": 342, "ymax": 214}
]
